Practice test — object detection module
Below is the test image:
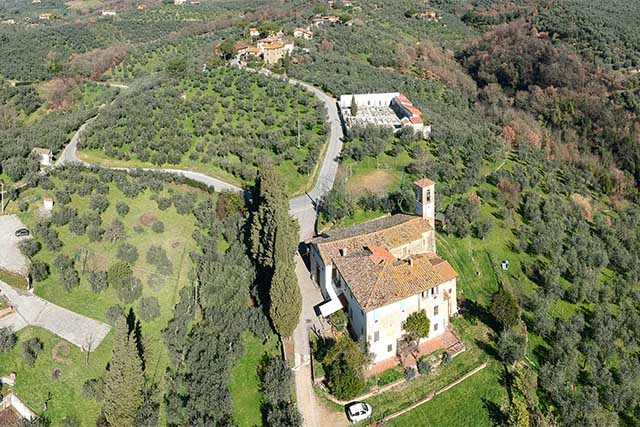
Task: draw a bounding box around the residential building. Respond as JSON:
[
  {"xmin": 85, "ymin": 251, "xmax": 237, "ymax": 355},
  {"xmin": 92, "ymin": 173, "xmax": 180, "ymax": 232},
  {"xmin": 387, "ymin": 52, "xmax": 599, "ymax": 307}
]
[
  {"xmin": 1, "ymin": 19, "xmax": 16, "ymax": 24},
  {"xmin": 294, "ymin": 27, "xmax": 314, "ymax": 40},
  {"xmin": 418, "ymin": 10, "xmax": 441, "ymax": 22},
  {"xmin": 31, "ymin": 147, "xmax": 53, "ymax": 166},
  {"xmin": 249, "ymin": 27, "xmax": 260, "ymax": 38},
  {"xmin": 338, "ymin": 92, "xmax": 431, "ymax": 138},
  {"xmin": 173, "ymin": 0, "xmax": 186, "ymax": 5},
  {"xmin": 101, "ymin": 10, "xmax": 116, "ymax": 16},
  {"xmin": 311, "ymin": 15, "xmax": 340, "ymax": 26},
  {"xmin": 310, "ymin": 179, "xmax": 458, "ymax": 364},
  {"xmin": 137, "ymin": 4, "xmax": 147, "ymax": 9},
  {"xmin": 38, "ymin": 13, "xmax": 51, "ymax": 20},
  {"xmin": 263, "ymin": 43, "xmax": 285, "ymax": 65}
]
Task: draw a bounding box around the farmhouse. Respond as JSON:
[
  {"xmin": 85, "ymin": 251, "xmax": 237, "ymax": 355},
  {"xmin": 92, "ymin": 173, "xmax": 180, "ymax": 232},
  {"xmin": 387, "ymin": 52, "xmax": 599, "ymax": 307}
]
[
  {"xmin": 293, "ymin": 27, "xmax": 314, "ymax": 40},
  {"xmin": 101, "ymin": 10, "xmax": 116, "ymax": 16},
  {"xmin": 249, "ymin": 27, "xmax": 260, "ymax": 38},
  {"xmin": 310, "ymin": 179, "xmax": 458, "ymax": 364},
  {"xmin": 31, "ymin": 147, "xmax": 53, "ymax": 166},
  {"xmin": 311, "ymin": 15, "xmax": 340, "ymax": 26},
  {"xmin": 338, "ymin": 92, "xmax": 431, "ymax": 138},
  {"xmin": 38, "ymin": 13, "xmax": 51, "ymax": 20}
]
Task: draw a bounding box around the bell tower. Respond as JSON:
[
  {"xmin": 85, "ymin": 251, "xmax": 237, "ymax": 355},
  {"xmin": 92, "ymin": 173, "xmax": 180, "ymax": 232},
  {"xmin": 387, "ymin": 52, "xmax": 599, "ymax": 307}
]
[{"xmin": 414, "ymin": 178, "xmax": 435, "ymax": 228}]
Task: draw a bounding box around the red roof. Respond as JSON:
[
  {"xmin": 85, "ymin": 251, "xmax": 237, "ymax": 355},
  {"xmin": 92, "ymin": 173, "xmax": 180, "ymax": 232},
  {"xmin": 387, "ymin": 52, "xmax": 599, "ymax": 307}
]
[
  {"xmin": 409, "ymin": 116, "xmax": 423, "ymax": 124},
  {"xmin": 396, "ymin": 94, "xmax": 412, "ymax": 106},
  {"xmin": 367, "ymin": 246, "xmax": 396, "ymax": 264},
  {"xmin": 406, "ymin": 106, "xmax": 423, "ymax": 117}
]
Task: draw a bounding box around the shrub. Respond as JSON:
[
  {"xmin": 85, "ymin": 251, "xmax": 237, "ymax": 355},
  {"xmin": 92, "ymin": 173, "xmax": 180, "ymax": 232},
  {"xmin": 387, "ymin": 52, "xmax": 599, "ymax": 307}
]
[
  {"xmin": 51, "ymin": 205, "xmax": 77, "ymax": 226},
  {"xmin": 88, "ymin": 271, "xmax": 108, "ymax": 293},
  {"xmin": 69, "ymin": 216, "xmax": 88, "ymax": 235},
  {"xmin": 490, "ymin": 288, "xmax": 520, "ymax": 330},
  {"xmin": 403, "ymin": 311, "xmax": 431, "ymax": 342},
  {"xmin": 323, "ymin": 336, "xmax": 367, "ymax": 399},
  {"xmin": 117, "ymin": 243, "xmax": 139, "ymax": 264},
  {"xmin": 87, "ymin": 225, "xmax": 105, "ymax": 242},
  {"xmin": 108, "ymin": 262, "xmax": 132, "ymax": 288},
  {"xmin": 404, "ymin": 366, "xmax": 417, "ymax": 381},
  {"xmin": 377, "ymin": 367, "xmax": 404, "ymax": 386},
  {"xmin": 60, "ymin": 268, "xmax": 80, "ymax": 292},
  {"xmin": 104, "ymin": 219, "xmax": 126, "ymax": 242},
  {"xmin": 117, "ymin": 275, "xmax": 143, "ymax": 304},
  {"xmin": 138, "ymin": 297, "xmax": 160, "ymax": 321},
  {"xmin": 89, "ymin": 194, "xmax": 109, "ymax": 213},
  {"xmin": 30, "ymin": 261, "xmax": 49, "ymax": 282},
  {"xmin": 146, "ymin": 245, "xmax": 172, "ymax": 274},
  {"xmin": 22, "ymin": 337, "xmax": 43, "ymax": 367},
  {"xmin": 19, "ymin": 201, "xmax": 29, "ymax": 212},
  {"xmin": 147, "ymin": 273, "xmax": 165, "ymax": 291},
  {"xmin": 417, "ymin": 357, "xmax": 433, "ymax": 375},
  {"xmin": 54, "ymin": 254, "xmax": 74, "ymax": 272},
  {"xmin": 133, "ymin": 224, "xmax": 144, "ymax": 234},
  {"xmin": 0, "ymin": 327, "xmax": 17, "ymax": 352},
  {"xmin": 151, "ymin": 220, "xmax": 165, "ymax": 233},
  {"xmin": 19, "ymin": 238, "xmax": 41, "ymax": 258},
  {"xmin": 105, "ymin": 305, "xmax": 124, "ymax": 326},
  {"xmin": 441, "ymin": 351, "xmax": 452, "ymax": 366},
  {"xmin": 116, "ymin": 201, "xmax": 130, "ymax": 216},
  {"xmin": 82, "ymin": 378, "xmax": 105, "ymax": 401}
]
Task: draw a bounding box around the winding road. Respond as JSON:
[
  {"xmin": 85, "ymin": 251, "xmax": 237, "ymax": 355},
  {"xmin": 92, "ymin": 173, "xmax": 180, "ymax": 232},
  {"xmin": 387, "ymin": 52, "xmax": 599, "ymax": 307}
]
[{"xmin": 58, "ymin": 70, "xmax": 344, "ymax": 427}]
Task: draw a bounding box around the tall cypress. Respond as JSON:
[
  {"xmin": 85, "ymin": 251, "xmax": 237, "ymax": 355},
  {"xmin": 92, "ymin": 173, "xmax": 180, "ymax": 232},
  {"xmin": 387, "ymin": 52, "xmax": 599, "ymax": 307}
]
[
  {"xmin": 270, "ymin": 221, "xmax": 302, "ymax": 337},
  {"xmin": 103, "ymin": 317, "xmax": 144, "ymax": 427}
]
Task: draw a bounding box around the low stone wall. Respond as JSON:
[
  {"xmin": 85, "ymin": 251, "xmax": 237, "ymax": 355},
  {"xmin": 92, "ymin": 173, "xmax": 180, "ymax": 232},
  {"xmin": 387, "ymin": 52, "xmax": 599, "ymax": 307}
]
[{"xmin": 0, "ymin": 393, "xmax": 37, "ymax": 422}]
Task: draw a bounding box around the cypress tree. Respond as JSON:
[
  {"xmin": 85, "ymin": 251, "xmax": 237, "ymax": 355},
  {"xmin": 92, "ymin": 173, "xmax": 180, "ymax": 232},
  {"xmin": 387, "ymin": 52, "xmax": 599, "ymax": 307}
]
[
  {"xmin": 350, "ymin": 95, "xmax": 358, "ymax": 117},
  {"xmin": 269, "ymin": 221, "xmax": 302, "ymax": 337},
  {"xmin": 103, "ymin": 317, "xmax": 144, "ymax": 427}
]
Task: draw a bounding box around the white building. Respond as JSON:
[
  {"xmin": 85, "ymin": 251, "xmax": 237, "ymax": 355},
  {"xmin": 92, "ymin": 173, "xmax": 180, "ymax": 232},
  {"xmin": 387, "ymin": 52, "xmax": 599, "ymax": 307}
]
[
  {"xmin": 338, "ymin": 92, "xmax": 431, "ymax": 139},
  {"xmin": 293, "ymin": 27, "xmax": 314, "ymax": 40},
  {"xmin": 310, "ymin": 179, "xmax": 458, "ymax": 364},
  {"xmin": 31, "ymin": 147, "xmax": 53, "ymax": 167},
  {"xmin": 101, "ymin": 10, "xmax": 116, "ymax": 16}
]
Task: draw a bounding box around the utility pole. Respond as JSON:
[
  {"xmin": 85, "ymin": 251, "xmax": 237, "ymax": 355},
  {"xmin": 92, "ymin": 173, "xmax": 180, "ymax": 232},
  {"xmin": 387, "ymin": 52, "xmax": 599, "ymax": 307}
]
[{"xmin": 297, "ymin": 119, "xmax": 301, "ymax": 148}]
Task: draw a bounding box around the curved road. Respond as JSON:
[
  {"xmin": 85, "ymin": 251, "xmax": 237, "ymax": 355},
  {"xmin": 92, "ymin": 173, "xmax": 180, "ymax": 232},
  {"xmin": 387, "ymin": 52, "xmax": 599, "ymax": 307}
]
[{"xmin": 58, "ymin": 70, "xmax": 343, "ymax": 427}]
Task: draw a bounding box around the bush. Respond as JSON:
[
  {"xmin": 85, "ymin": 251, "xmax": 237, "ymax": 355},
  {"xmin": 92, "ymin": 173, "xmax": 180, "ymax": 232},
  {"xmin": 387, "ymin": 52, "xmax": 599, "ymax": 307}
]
[
  {"xmin": 117, "ymin": 275, "xmax": 143, "ymax": 304},
  {"xmin": 146, "ymin": 245, "xmax": 172, "ymax": 274},
  {"xmin": 147, "ymin": 273, "xmax": 165, "ymax": 291},
  {"xmin": 404, "ymin": 366, "xmax": 417, "ymax": 381},
  {"xmin": 69, "ymin": 216, "xmax": 88, "ymax": 235},
  {"xmin": 88, "ymin": 271, "xmax": 108, "ymax": 293},
  {"xmin": 87, "ymin": 225, "xmax": 105, "ymax": 242},
  {"xmin": 323, "ymin": 336, "xmax": 367, "ymax": 399},
  {"xmin": 151, "ymin": 220, "xmax": 165, "ymax": 233},
  {"xmin": 19, "ymin": 201, "xmax": 29, "ymax": 212},
  {"xmin": 22, "ymin": 337, "xmax": 43, "ymax": 367},
  {"xmin": 403, "ymin": 311, "xmax": 431, "ymax": 342},
  {"xmin": 117, "ymin": 243, "xmax": 139, "ymax": 264},
  {"xmin": 116, "ymin": 201, "xmax": 130, "ymax": 216},
  {"xmin": 108, "ymin": 262, "xmax": 133, "ymax": 288},
  {"xmin": 30, "ymin": 261, "xmax": 49, "ymax": 282},
  {"xmin": 376, "ymin": 367, "xmax": 404, "ymax": 386},
  {"xmin": 54, "ymin": 254, "xmax": 74, "ymax": 272},
  {"xmin": 417, "ymin": 357, "xmax": 433, "ymax": 375},
  {"xmin": 0, "ymin": 327, "xmax": 17, "ymax": 352},
  {"xmin": 138, "ymin": 297, "xmax": 160, "ymax": 321},
  {"xmin": 82, "ymin": 378, "xmax": 105, "ymax": 401},
  {"xmin": 60, "ymin": 268, "xmax": 80, "ymax": 292},
  {"xmin": 89, "ymin": 194, "xmax": 109, "ymax": 213},
  {"xmin": 133, "ymin": 224, "xmax": 144, "ymax": 234},
  {"xmin": 105, "ymin": 305, "xmax": 124, "ymax": 326},
  {"xmin": 104, "ymin": 218, "xmax": 127, "ymax": 242},
  {"xmin": 19, "ymin": 238, "xmax": 41, "ymax": 258}
]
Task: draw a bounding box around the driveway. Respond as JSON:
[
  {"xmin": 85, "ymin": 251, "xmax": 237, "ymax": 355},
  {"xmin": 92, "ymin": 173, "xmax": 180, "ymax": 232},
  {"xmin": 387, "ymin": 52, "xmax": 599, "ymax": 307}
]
[
  {"xmin": 0, "ymin": 215, "xmax": 31, "ymax": 276},
  {"xmin": 0, "ymin": 280, "xmax": 110, "ymax": 351}
]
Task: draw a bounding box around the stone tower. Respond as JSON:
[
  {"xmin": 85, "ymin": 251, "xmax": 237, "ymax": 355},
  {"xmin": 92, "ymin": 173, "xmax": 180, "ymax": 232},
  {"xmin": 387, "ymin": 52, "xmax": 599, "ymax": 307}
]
[{"xmin": 414, "ymin": 178, "xmax": 435, "ymax": 228}]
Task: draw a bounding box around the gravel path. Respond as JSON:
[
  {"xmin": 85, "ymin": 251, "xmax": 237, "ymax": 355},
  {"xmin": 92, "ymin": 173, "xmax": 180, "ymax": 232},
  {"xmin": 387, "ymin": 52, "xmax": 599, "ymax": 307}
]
[{"xmin": 0, "ymin": 280, "xmax": 111, "ymax": 351}]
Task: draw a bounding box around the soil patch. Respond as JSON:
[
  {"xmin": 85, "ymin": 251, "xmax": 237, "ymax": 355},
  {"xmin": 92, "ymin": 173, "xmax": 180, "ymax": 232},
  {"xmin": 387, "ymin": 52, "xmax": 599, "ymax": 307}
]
[
  {"xmin": 346, "ymin": 169, "xmax": 396, "ymax": 195},
  {"xmin": 51, "ymin": 341, "xmax": 73, "ymax": 366},
  {"xmin": 139, "ymin": 213, "xmax": 158, "ymax": 227}
]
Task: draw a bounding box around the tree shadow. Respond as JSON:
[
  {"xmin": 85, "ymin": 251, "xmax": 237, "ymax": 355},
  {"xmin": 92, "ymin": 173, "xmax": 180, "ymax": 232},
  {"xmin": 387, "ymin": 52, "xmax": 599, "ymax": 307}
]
[
  {"xmin": 475, "ymin": 338, "xmax": 499, "ymax": 360},
  {"xmin": 126, "ymin": 307, "xmax": 146, "ymax": 371},
  {"xmin": 483, "ymin": 398, "xmax": 506, "ymax": 426},
  {"xmin": 460, "ymin": 299, "xmax": 499, "ymax": 332}
]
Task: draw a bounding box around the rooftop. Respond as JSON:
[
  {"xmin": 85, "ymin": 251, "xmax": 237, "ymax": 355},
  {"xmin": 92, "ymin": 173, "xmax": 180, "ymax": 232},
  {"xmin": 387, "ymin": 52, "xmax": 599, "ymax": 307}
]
[
  {"xmin": 312, "ymin": 214, "xmax": 432, "ymax": 265},
  {"xmin": 333, "ymin": 248, "xmax": 456, "ymax": 311}
]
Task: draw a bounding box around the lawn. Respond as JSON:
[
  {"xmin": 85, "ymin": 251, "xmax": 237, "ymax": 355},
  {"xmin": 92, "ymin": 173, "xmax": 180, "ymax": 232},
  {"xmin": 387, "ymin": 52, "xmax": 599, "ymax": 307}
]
[
  {"xmin": 229, "ymin": 332, "xmax": 281, "ymax": 427},
  {"xmin": 2, "ymin": 170, "xmax": 212, "ymax": 424},
  {"xmin": 387, "ymin": 362, "xmax": 507, "ymax": 427},
  {"xmin": 0, "ymin": 327, "xmax": 113, "ymax": 426}
]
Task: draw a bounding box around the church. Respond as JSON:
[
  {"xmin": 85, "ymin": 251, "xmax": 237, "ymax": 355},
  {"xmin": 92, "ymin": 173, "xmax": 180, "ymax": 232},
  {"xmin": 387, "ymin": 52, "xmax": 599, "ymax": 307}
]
[{"xmin": 309, "ymin": 179, "xmax": 458, "ymax": 364}]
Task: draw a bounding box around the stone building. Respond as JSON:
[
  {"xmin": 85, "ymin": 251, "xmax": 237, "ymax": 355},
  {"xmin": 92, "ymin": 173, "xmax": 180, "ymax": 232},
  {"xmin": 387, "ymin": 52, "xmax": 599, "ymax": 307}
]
[{"xmin": 310, "ymin": 179, "xmax": 458, "ymax": 364}]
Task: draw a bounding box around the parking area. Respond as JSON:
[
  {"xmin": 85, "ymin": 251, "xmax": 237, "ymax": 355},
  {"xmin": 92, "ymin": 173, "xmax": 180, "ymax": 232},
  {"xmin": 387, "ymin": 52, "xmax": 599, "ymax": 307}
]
[{"xmin": 0, "ymin": 214, "xmax": 31, "ymax": 276}]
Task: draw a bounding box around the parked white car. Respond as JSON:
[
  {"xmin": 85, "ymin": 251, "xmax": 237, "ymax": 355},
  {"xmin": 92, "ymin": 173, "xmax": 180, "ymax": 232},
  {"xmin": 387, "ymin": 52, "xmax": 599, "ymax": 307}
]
[{"xmin": 346, "ymin": 402, "xmax": 372, "ymax": 423}]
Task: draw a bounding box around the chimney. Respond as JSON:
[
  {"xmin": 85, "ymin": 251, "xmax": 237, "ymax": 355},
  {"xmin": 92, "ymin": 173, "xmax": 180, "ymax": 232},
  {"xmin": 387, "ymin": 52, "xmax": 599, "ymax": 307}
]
[
  {"xmin": 340, "ymin": 248, "xmax": 347, "ymax": 257},
  {"xmin": 408, "ymin": 258, "xmax": 414, "ymax": 267}
]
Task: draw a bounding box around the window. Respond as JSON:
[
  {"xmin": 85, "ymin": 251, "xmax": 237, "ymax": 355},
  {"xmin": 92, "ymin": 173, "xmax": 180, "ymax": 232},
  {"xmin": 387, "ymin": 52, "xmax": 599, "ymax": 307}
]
[
  {"xmin": 421, "ymin": 290, "xmax": 428, "ymax": 299},
  {"xmin": 426, "ymin": 189, "xmax": 431, "ymax": 202},
  {"xmin": 402, "ymin": 246, "xmax": 408, "ymax": 257},
  {"xmin": 416, "ymin": 188, "xmax": 422, "ymax": 203},
  {"xmin": 374, "ymin": 331, "xmax": 379, "ymax": 342},
  {"xmin": 434, "ymin": 323, "xmax": 438, "ymax": 331},
  {"xmin": 434, "ymin": 306, "xmax": 439, "ymax": 316},
  {"xmin": 387, "ymin": 344, "xmax": 393, "ymax": 353}
]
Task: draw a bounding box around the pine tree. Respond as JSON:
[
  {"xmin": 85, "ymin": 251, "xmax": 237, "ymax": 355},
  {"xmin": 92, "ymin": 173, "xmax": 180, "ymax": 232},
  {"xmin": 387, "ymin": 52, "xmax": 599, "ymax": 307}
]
[
  {"xmin": 269, "ymin": 221, "xmax": 302, "ymax": 337},
  {"xmin": 350, "ymin": 96, "xmax": 358, "ymax": 117},
  {"xmin": 103, "ymin": 317, "xmax": 144, "ymax": 427}
]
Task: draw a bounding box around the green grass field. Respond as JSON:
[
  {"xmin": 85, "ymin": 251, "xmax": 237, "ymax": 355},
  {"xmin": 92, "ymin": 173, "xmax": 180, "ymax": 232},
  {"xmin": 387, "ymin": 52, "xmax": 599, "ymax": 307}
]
[
  {"xmin": 229, "ymin": 333, "xmax": 281, "ymax": 427},
  {"xmin": 2, "ymin": 173, "xmax": 211, "ymax": 424}
]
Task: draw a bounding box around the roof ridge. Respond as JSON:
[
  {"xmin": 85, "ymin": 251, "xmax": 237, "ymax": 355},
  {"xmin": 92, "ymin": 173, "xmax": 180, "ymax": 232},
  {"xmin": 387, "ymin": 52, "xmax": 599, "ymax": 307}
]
[{"xmin": 364, "ymin": 261, "xmax": 392, "ymax": 310}]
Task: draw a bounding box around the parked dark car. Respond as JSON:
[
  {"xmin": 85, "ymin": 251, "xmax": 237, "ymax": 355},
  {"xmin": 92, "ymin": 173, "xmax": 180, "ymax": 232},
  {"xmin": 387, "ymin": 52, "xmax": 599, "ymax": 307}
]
[{"xmin": 14, "ymin": 228, "xmax": 30, "ymax": 237}]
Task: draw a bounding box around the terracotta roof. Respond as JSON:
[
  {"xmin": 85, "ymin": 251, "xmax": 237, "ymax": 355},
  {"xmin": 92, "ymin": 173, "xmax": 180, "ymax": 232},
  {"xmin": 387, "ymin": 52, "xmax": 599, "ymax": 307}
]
[
  {"xmin": 264, "ymin": 43, "xmax": 283, "ymax": 49},
  {"xmin": 409, "ymin": 116, "xmax": 423, "ymax": 124},
  {"xmin": 430, "ymin": 257, "xmax": 458, "ymax": 282},
  {"xmin": 334, "ymin": 251, "xmax": 455, "ymax": 311},
  {"xmin": 247, "ymin": 47, "xmax": 261, "ymax": 54},
  {"xmin": 312, "ymin": 214, "xmax": 432, "ymax": 265},
  {"xmin": 405, "ymin": 105, "xmax": 422, "ymax": 116},
  {"xmin": 414, "ymin": 178, "xmax": 435, "ymax": 188},
  {"xmin": 396, "ymin": 94, "xmax": 412, "ymax": 106}
]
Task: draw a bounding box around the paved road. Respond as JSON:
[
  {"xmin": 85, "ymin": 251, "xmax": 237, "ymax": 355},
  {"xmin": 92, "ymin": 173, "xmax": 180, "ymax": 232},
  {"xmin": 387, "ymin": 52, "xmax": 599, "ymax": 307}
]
[
  {"xmin": 0, "ymin": 215, "xmax": 31, "ymax": 276},
  {"xmin": 57, "ymin": 69, "xmax": 344, "ymax": 426},
  {"xmin": 0, "ymin": 280, "xmax": 111, "ymax": 351}
]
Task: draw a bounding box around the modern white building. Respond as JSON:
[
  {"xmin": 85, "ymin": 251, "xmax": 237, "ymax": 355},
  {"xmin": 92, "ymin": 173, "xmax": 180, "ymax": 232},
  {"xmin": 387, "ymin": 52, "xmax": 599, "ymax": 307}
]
[
  {"xmin": 310, "ymin": 179, "xmax": 458, "ymax": 364},
  {"xmin": 338, "ymin": 92, "xmax": 432, "ymax": 139}
]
